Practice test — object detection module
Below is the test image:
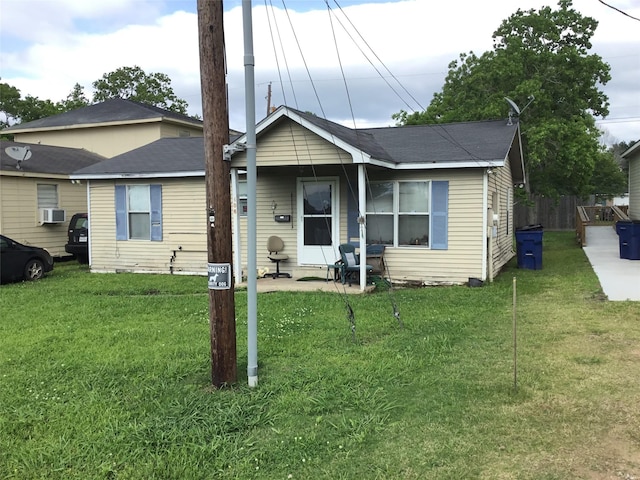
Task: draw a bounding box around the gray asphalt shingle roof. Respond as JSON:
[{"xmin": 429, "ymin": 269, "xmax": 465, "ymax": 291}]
[
  {"xmin": 71, "ymin": 106, "xmax": 519, "ymax": 178},
  {"xmin": 73, "ymin": 137, "xmax": 206, "ymax": 176},
  {"xmin": 290, "ymin": 109, "xmax": 393, "ymax": 162},
  {"xmin": 291, "ymin": 108, "xmax": 517, "ymax": 164},
  {"xmin": 0, "ymin": 140, "xmax": 106, "ymax": 175},
  {"xmin": 2, "ymin": 98, "xmax": 202, "ymax": 132},
  {"xmin": 363, "ymin": 120, "xmax": 517, "ymax": 164}
]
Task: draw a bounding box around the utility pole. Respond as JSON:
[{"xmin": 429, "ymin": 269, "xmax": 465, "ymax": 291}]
[
  {"xmin": 266, "ymin": 82, "xmax": 272, "ymax": 117},
  {"xmin": 197, "ymin": 0, "xmax": 237, "ymax": 388}
]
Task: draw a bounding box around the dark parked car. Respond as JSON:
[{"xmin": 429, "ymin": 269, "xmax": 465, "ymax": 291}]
[
  {"xmin": 0, "ymin": 234, "xmax": 54, "ymax": 284},
  {"xmin": 65, "ymin": 213, "xmax": 88, "ymax": 263}
]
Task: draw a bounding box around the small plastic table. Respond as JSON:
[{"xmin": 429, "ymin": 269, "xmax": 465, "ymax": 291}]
[{"xmin": 325, "ymin": 261, "xmax": 342, "ymax": 282}]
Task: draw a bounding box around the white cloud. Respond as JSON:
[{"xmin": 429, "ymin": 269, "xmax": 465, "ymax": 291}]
[{"xmin": 1, "ymin": 0, "xmax": 638, "ymax": 142}]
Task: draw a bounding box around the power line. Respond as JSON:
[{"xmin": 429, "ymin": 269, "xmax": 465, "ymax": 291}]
[
  {"xmin": 596, "ymin": 116, "xmax": 640, "ymax": 124},
  {"xmin": 597, "ymin": 0, "xmax": 640, "ymax": 22},
  {"xmin": 329, "ymin": 0, "xmax": 425, "ymax": 112}
]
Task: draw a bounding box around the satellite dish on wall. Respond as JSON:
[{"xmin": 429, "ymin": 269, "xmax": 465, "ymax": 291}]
[{"xmin": 5, "ymin": 145, "xmax": 32, "ymax": 170}]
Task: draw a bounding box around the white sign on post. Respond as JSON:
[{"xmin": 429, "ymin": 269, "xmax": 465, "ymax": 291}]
[{"xmin": 208, "ymin": 263, "xmax": 231, "ymax": 290}]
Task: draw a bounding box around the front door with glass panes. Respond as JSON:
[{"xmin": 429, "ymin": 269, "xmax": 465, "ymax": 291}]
[{"xmin": 297, "ymin": 178, "xmax": 339, "ymax": 265}]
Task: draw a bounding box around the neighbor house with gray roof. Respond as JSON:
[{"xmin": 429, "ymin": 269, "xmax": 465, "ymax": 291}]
[
  {"xmin": 2, "ymin": 98, "xmax": 206, "ymax": 158},
  {"xmin": 0, "ymin": 98, "xmax": 212, "ymax": 257},
  {"xmin": 0, "ymin": 140, "xmax": 105, "ymax": 257},
  {"xmin": 71, "ymin": 105, "xmax": 525, "ymax": 288}
]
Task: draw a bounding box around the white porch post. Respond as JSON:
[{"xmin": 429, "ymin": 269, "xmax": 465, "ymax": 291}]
[
  {"xmin": 230, "ymin": 168, "xmax": 242, "ymax": 285},
  {"xmin": 358, "ymin": 164, "xmax": 367, "ymax": 291}
]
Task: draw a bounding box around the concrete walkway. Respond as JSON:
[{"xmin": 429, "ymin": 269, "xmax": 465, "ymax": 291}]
[{"xmin": 582, "ymin": 225, "xmax": 640, "ymax": 301}]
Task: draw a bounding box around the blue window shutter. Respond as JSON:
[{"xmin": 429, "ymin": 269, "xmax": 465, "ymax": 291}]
[
  {"xmin": 431, "ymin": 181, "xmax": 448, "ymax": 250},
  {"xmin": 115, "ymin": 185, "xmax": 127, "ymax": 240},
  {"xmin": 150, "ymin": 185, "xmax": 163, "ymax": 241}
]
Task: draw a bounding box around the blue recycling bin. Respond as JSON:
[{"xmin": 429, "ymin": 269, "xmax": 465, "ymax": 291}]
[
  {"xmin": 616, "ymin": 220, "xmax": 640, "ymax": 260},
  {"xmin": 515, "ymin": 224, "xmax": 543, "ymax": 270}
]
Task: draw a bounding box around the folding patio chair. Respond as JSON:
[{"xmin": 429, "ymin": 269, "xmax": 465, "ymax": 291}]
[{"xmin": 338, "ymin": 243, "xmax": 373, "ymax": 286}]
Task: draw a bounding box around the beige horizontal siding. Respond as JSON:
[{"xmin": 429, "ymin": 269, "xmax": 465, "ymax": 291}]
[
  {"xmin": 384, "ymin": 170, "xmax": 485, "ymax": 283},
  {"xmin": 488, "ymin": 157, "xmax": 517, "ymax": 278},
  {"xmin": 629, "ymin": 153, "xmax": 640, "ymax": 221},
  {"xmin": 158, "ymin": 124, "xmax": 203, "ymax": 139},
  {"xmin": 0, "ymin": 175, "xmax": 87, "ymax": 256},
  {"xmin": 16, "ymin": 124, "xmax": 162, "ymax": 158},
  {"xmin": 235, "ymin": 168, "xmax": 488, "ymax": 284},
  {"xmin": 255, "ymin": 172, "xmax": 298, "ymax": 273},
  {"xmin": 89, "ymin": 178, "xmax": 209, "ymax": 274},
  {"xmin": 87, "ymin": 162, "xmax": 504, "ymax": 284},
  {"xmin": 232, "ymin": 120, "xmax": 352, "ymax": 168}
]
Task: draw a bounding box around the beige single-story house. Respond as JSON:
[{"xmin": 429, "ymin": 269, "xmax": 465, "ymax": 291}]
[
  {"xmin": 71, "ymin": 106, "xmax": 525, "ymax": 287},
  {"xmin": 2, "ymin": 98, "xmax": 206, "ymax": 158},
  {"xmin": 0, "ymin": 140, "xmax": 105, "ymax": 257},
  {"xmin": 622, "ymin": 141, "xmax": 640, "ymax": 221}
]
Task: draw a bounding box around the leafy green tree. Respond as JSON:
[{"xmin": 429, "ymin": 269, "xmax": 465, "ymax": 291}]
[
  {"xmin": 17, "ymin": 96, "xmax": 60, "ymax": 122},
  {"xmin": 60, "ymin": 83, "xmax": 90, "ymax": 112},
  {"xmin": 590, "ymin": 149, "xmax": 627, "ymax": 198},
  {"xmin": 610, "ymin": 140, "xmax": 637, "ymax": 177},
  {"xmin": 0, "ymin": 81, "xmax": 60, "ymax": 132},
  {"xmin": 393, "ymin": 0, "xmax": 611, "ymax": 199},
  {"xmin": 0, "ymin": 82, "xmax": 22, "ymax": 130},
  {"xmin": 1, "ymin": 66, "xmax": 190, "ymax": 134},
  {"xmin": 92, "ymin": 65, "xmax": 189, "ymax": 114}
]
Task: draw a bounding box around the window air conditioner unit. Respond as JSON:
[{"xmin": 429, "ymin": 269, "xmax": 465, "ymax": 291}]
[{"xmin": 40, "ymin": 208, "xmax": 66, "ymax": 224}]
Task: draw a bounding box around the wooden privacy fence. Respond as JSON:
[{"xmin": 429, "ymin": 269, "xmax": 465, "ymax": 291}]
[
  {"xmin": 514, "ymin": 195, "xmax": 579, "ymax": 231},
  {"xmin": 515, "ymin": 195, "xmax": 630, "ymax": 245}
]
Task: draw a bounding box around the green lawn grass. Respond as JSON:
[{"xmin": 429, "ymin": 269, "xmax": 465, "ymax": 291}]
[{"xmin": 1, "ymin": 232, "xmax": 639, "ymax": 479}]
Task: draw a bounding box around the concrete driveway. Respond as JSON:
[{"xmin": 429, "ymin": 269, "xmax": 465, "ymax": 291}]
[{"xmin": 583, "ymin": 226, "xmax": 640, "ymax": 301}]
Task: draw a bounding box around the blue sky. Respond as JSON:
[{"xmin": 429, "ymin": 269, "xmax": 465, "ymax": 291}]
[{"xmin": 1, "ymin": 0, "xmax": 639, "ymax": 143}]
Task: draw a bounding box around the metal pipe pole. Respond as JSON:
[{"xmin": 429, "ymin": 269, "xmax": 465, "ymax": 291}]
[
  {"xmin": 242, "ymin": 0, "xmax": 258, "ymax": 388},
  {"xmin": 513, "ymin": 276, "xmax": 517, "ymax": 392},
  {"xmin": 358, "ymin": 164, "xmax": 367, "ymax": 291}
]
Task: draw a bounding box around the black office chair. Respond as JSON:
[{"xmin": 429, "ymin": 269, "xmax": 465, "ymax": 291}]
[{"xmin": 265, "ymin": 235, "xmax": 291, "ymax": 279}]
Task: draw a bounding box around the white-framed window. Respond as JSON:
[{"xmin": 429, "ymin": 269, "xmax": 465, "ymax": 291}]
[
  {"xmin": 366, "ymin": 180, "xmax": 431, "ymax": 247},
  {"xmin": 348, "ymin": 180, "xmax": 448, "ymax": 250},
  {"xmin": 115, "ymin": 185, "xmax": 163, "ymax": 241},
  {"xmin": 238, "ymin": 180, "xmax": 247, "ymax": 217},
  {"xmin": 128, "ymin": 185, "xmax": 151, "ymax": 239},
  {"xmin": 37, "ymin": 184, "xmax": 58, "ymax": 208}
]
